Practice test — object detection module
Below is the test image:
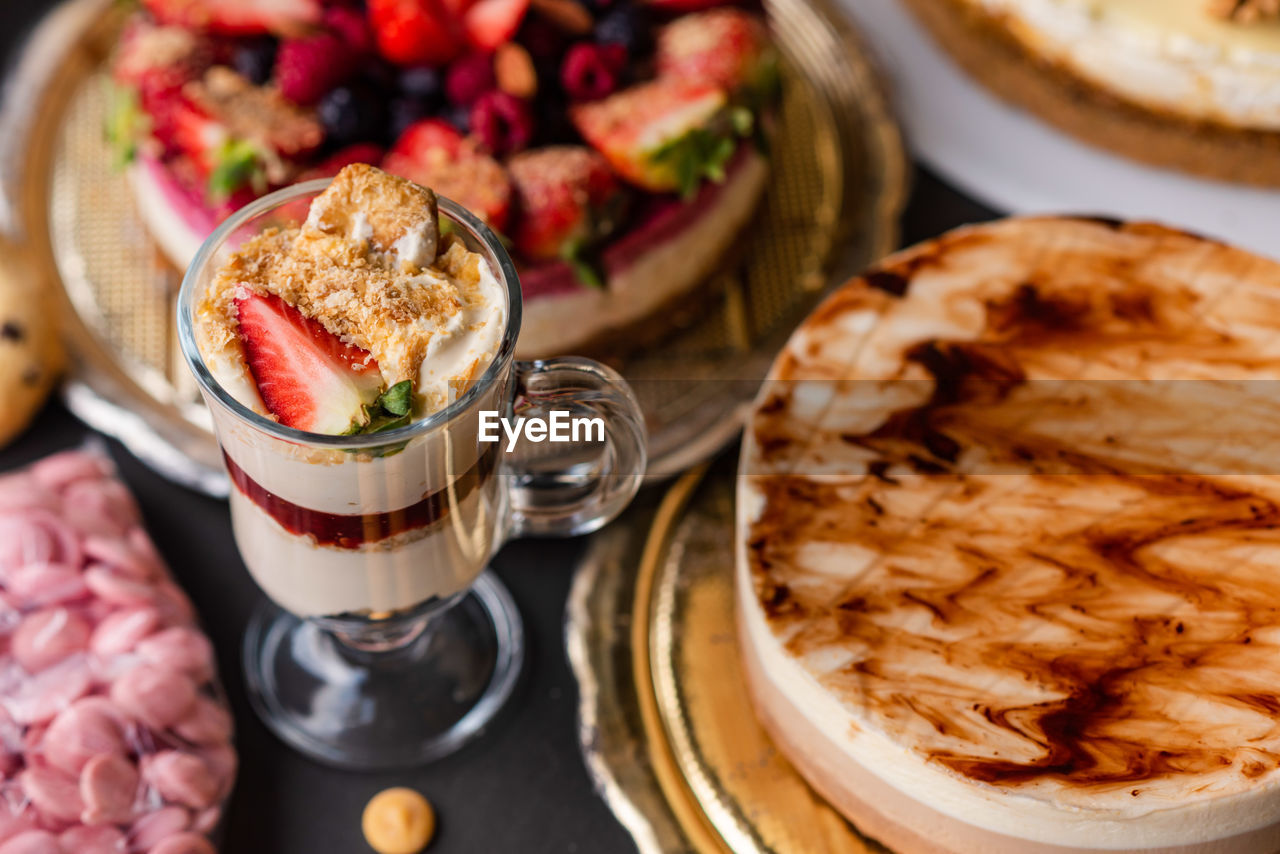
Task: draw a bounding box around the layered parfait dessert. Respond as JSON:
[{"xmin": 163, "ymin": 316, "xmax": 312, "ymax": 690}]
[{"xmin": 190, "ymin": 164, "xmax": 509, "ymax": 618}]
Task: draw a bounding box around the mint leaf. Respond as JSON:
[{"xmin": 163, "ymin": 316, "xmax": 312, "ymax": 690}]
[
  {"xmin": 104, "ymin": 83, "xmax": 147, "ymax": 169},
  {"xmin": 208, "ymin": 138, "xmax": 265, "ymax": 201},
  {"xmin": 380, "ymin": 381, "xmax": 413, "ymax": 417},
  {"xmin": 343, "ymin": 381, "xmax": 417, "ymax": 436},
  {"xmin": 561, "ymin": 239, "xmax": 605, "ymax": 289},
  {"xmin": 650, "ymin": 108, "xmax": 758, "ymax": 201}
]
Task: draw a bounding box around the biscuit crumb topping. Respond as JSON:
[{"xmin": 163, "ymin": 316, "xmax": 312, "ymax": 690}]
[{"xmin": 196, "ymin": 166, "xmax": 504, "ymax": 418}]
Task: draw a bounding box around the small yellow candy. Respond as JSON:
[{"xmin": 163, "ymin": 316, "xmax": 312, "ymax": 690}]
[{"xmin": 362, "ymin": 787, "xmax": 436, "ymax": 854}]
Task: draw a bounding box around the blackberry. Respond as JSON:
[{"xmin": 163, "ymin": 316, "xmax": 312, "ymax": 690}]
[
  {"xmin": 398, "ymin": 66, "xmax": 443, "ymax": 103},
  {"xmin": 389, "ymin": 97, "xmax": 433, "ymax": 141},
  {"xmin": 318, "ymin": 83, "xmax": 388, "ymax": 146},
  {"xmin": 595, "ymin": 6, "xmax": 651, "ymax": 55},
  {"xmin": 444, "ymin": 102, "xmax": 472, "ymax": 133},
  {"xmin": 232, "ymin": 37, "xmax": 278, "ymax": 86}
]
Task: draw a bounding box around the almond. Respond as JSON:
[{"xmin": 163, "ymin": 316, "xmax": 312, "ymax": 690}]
[
  {"xmin": 495, "ymin": 43, "xmax": 538, "ymax": 99},
  {"xmin": 530, "ymin": 0, "xmax": 594, "ymax": 34}
]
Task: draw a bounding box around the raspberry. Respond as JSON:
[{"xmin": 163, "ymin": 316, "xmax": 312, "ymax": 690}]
[
  {"xmin": 560, "ymin": 42, "xmax": 626, "ymax": 101},
  {"xmin": 324, "ymin": 6, "xmax": 374, "ymax": 55},
  {"xmin": 469, "ymin": 91, "xmax": 534, "ymax": 156},
  {"xmin": 275, "ymin": 34, "xmax": 357, "ymax": 105},
  {"xmin": 445, "ymin": 53, "xmax": 497, "ymax": 106}
]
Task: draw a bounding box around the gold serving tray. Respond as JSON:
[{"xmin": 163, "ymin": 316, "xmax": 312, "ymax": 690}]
[
  {"xmin": 570, "ymin": 461, "xmax": 890, "ymax": 853},
  {"xmin": 5, "ymin": 0, "xmax": 904, "ymax": 495}
]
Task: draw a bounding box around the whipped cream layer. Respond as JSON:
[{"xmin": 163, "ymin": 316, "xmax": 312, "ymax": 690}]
[
  {"xmin": 231, "ymin": 475, "xmax": 501, "ymax": 617},
  {"xmin": 969, "ymin": 0, "xmax": 1280, "ymax": 130},
  {"xmin": 738, "ymin": 218, "xmax": 1280, "ymax": 851}
]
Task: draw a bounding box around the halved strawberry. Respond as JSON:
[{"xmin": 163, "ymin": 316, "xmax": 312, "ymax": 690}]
[
  {"xmin": 235, "ymin": 291, "xmax": 383, "ymax": 435},
  {"xmin": 463, "ymin": 0, "xmax": 531, "ymax": 52},
  {"xmin": 655, "ymin": 9, "xmax": 776, "ymax": 93},
  {"xmin": 142, "ymin": 0, "xmax": 321, "ymax": 36},
  {"xmin": 390, "ymin": 119, "xmax": 465, "ymax": 160},
  {"xmin": 369, "ymin": 0, "xmax": 464, "ymax": 67},
  {"xmin": 508, "ymin": 146, "xmax": 626, "ymax": 263},
  {"xmin": 570, "ymin": 78, "xmax": 744, "ymax": 196},
  {"xmin": 383, "ymin": 120, "xmax": 513, "ymax": 231}
]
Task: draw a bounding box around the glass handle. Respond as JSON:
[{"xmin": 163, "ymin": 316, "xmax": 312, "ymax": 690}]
[{"xmin": 502, "ymin": 357, "xmax": 647, "ymax": 538}]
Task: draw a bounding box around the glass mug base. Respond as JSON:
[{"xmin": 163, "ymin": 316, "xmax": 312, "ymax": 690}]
[{"xmin": 243, "ymin": 571, "xmax": 524, "ymax": 770}]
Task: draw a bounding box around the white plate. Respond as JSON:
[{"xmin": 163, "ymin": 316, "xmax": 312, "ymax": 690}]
[{"xmin": 839, "ymin": 0, "xmax": 1280, "ymax": 259}]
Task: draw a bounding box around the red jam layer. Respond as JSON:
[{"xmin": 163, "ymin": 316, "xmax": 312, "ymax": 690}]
[{"xmin": 224, "ymin": 448, "xmax": 497, "ymax": 549}]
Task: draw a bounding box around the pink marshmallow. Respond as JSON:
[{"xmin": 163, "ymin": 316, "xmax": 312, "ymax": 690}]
[
  {"xmin": 4, "ymin": 657, "xmax": 92, "ymax": 724},
  {"xmin": 0, "ymin": 830, "xmax": 60, "ymax": 854},
  {"xmin": 89, "ymin": 607, "xmax": 161, "ymax": 659},
  {"xmin": 171, "ymin": 698, "xmax": 231, "ymax": 748},
  {"xmin": 0, "ymin": 811, "xmax": 36, "ymax": 845},
  {"xmin": 82, "ymin": 538, "xmax": 154, "ymax": 582},
  {"xmin": 197, "ymin": 744, "xmax": 237, "ymax": 801},
  {"xmin": 0, "ymin": 476, "xmax": 57, "ymax": 515},
  {"xmin": 126, "ymin": 807, "xmax": 189, "ymax": 852},
  {"xmin": 19, "ymin": 764, "xmax": 84, "ymax": 825},
  {"xmin": 0, "ymin": 512, "xmax": 81, "ymax": 579},
  {"xmin": 80, "ymin": 754, "xmax": 140, "ymax": 826},
  {"xmin": 6, "ymin": 565, "xmax": 88, "ymax": 610},
  {"xmin": 0, "ymin": 453, "xmax": 233, "ymax": 853},
  {"xmin": 61, "ymin": 481, "xmax": 136, "ymax": 539},
  {"xmin": 109, "ymin": 665, "xmax": 197, "ymax": 731},
  {"xmin": 136, "ymin": 629, "xmax": 213, "ymax": 685},
  {"xmin": 140, "ymin": 752, "xmax": 217, "ymax": 811},
  {"xmin": 189, "ymin": 807, "xmax": 220, "ymax": 837},
  {"xmin": 146, "ymin": 833, "xmax": 215, "ymax": 854},
  {"xmin": 43, "ymin": 700, "xmax": 127, "ymax": 775},
  {"xmin": 59, "ymin": 824, "xmax": 128, "ymax": 854},
  {"xmin": 30, "ymin": 453, "xmax": 111, "ymax": 493},
  {"xmin": 10, "ymin": 610, "xmax": 90, "ymax": 674},
  {"xmin": 83, "ymin": 569, "xmax": 155, "ymax": 608}
]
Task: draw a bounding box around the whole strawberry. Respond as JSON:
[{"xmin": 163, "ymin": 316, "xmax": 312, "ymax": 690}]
[
  {"xmin": 655, "ymin": 9, "xmax": 776, "ymax": 94},
  {"xmin": 383, "ymin": 119, "xmax": 513, "ymax": 231},
  {"xmin": 508, "ymin": 146, "xmax": 627, "ymax": 266},
  {"xmin": 571, "ymin": 78, "xmax": 746, "ymax": 197},
  {"xmin": 369, "ymin": 0, "xmax": 464, "ymax": 67}
]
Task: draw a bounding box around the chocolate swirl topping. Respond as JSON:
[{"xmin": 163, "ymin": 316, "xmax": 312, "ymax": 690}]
[{"xmin": 744, "ymin": 218, "xmax": 1280, "ymax": 803}]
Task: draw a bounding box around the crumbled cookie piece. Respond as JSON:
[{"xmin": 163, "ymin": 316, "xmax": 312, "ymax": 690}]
[
  {"xmin": 183, "ymin": 67, "xmax": 323, "ymax": 158},
  {"xmin": 201, "ymin": 166, "xmax": 482, "ymax": 387},
  {"xmin": 303, "ymin": 163, "xmax": 439, "ymax": 269}
]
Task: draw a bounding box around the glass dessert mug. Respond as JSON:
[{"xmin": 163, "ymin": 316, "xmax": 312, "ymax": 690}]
[{"xmin": 177, "ymin": 180, "xmax": 647, "ymax": 769}]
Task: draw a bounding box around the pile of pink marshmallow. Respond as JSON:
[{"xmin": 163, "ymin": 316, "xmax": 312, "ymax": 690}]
[{"xmin": 0, "ymin": 450, "xmax": 236, "ymax": 854}]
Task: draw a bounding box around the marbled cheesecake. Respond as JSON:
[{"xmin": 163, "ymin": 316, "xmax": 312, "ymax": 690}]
[{"xmin": 738, "ymin": 217, "xmax": 1280, "ymax": 853}]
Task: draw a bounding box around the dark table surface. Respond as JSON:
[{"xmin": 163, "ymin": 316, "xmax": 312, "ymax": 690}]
[{"xmin": 0, "ymin": 5, "xmax": 996, "ymax": 851}]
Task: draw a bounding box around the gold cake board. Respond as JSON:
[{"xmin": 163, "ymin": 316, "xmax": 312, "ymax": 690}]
[{"xmin": 570, "ymin": 460, "xmax": 891, "ymax": 853}]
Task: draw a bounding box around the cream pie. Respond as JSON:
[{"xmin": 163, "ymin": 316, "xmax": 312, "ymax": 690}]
[
  {"xmin": 903, "ymin": 0, "xmax": 1280, "ymax": 185},
  {"xmin": 110, "ymin": 0, "xmax": 777, "ymax": 358},
  {"xmin": 739, "ymin": 216, "xmax": 1280, "ymax": 853}
]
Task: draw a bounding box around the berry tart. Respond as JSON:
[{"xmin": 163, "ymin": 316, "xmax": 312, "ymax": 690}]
[
  {"xmin": 108, "ymin": 0, "xmax": 779, "ymax": 357},
  {"xmin": 903, "ymin": 0, "xmax": 1280, "ymax": 186}
]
